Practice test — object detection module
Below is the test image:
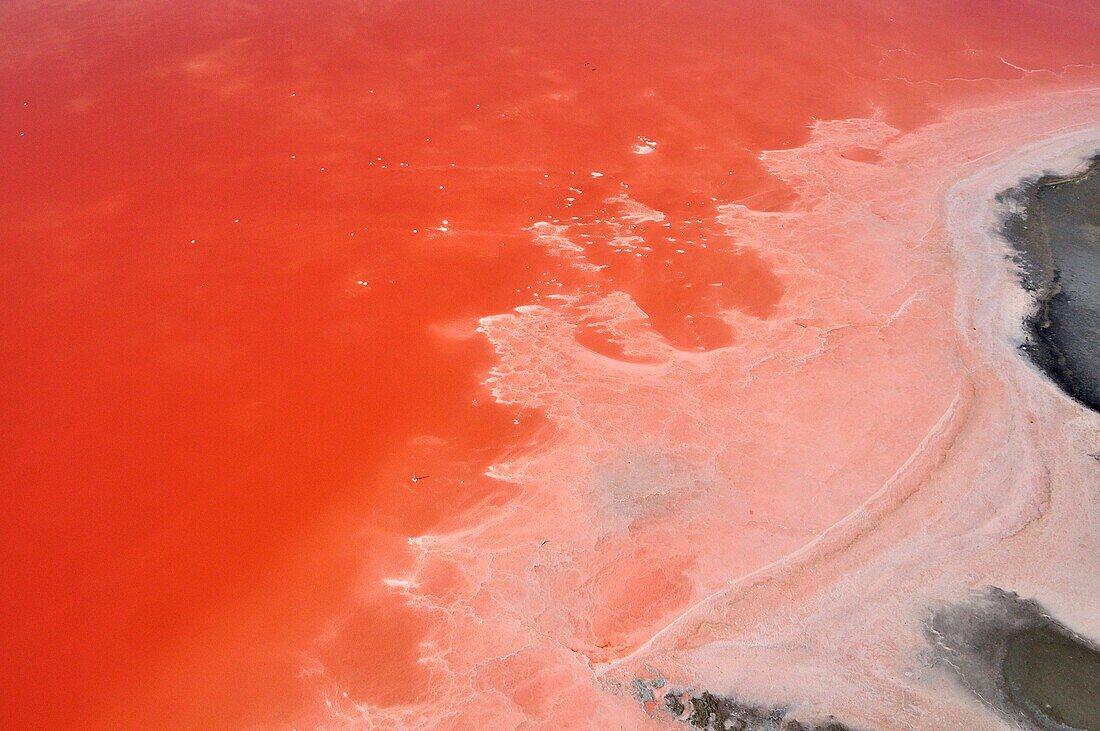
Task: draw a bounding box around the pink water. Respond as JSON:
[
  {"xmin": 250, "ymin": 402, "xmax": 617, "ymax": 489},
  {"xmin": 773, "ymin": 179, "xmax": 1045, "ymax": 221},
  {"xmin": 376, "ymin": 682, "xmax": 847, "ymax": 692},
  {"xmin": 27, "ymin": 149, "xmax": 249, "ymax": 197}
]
[{"xmin": 3, "ymin": 1, "xmax": 1100, "ymax": 728}]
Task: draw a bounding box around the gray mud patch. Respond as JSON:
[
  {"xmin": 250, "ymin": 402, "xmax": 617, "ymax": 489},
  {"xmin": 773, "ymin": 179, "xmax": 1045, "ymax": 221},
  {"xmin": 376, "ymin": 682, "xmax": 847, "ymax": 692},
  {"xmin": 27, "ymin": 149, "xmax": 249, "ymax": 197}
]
[
  {"xmin": 1001, "ymin": 154, "xmax": 1100, "ymax": 412},
  {"xmin": 630, "ymin": 678, "xmax": 858, "ymax": 731},
  {"xmin": 928, "ymin": 587, "xmax": 1100, "ymax": 730}
]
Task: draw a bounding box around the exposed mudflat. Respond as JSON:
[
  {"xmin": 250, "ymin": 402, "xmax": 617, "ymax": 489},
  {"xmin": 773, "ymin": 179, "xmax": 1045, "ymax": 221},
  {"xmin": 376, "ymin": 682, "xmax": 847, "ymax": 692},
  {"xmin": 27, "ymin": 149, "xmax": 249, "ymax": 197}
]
[
  {"xmin": 1003, "ymin": 155, "xmax": 1100, "ymax": 412},
  {"xmin": 929, "ymin": 588, "xmax": 1100, "ymax": 730}
]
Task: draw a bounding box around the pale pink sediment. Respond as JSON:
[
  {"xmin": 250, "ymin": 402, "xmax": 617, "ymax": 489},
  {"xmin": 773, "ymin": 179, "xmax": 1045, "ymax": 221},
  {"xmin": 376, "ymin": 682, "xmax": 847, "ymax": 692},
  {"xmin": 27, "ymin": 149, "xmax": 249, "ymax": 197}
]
[{"xmin": 325, "ymin": 84, "xmax": 1100, "ymax": 729}]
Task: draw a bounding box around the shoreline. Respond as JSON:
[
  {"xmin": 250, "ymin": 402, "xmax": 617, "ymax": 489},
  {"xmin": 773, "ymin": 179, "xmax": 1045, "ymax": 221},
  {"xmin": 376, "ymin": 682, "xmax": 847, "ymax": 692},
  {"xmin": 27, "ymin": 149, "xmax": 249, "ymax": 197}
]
[{"xmin": 608, "ymin": 98, "xmax": 1100, "ymax": 729}]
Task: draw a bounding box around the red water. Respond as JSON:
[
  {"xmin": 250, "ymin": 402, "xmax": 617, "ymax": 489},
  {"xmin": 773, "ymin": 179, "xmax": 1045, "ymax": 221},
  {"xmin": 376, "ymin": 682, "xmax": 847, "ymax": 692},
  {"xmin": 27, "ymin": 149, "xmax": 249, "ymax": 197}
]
[{"xmin": 2, "ymin": 1, "xmax": 1099, "ymax": 728}]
